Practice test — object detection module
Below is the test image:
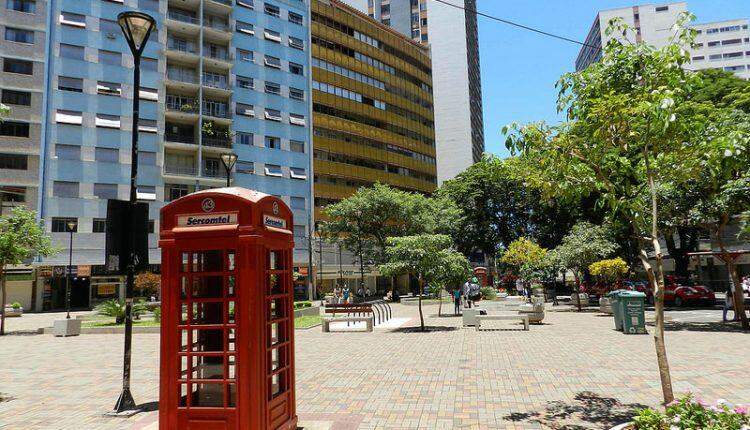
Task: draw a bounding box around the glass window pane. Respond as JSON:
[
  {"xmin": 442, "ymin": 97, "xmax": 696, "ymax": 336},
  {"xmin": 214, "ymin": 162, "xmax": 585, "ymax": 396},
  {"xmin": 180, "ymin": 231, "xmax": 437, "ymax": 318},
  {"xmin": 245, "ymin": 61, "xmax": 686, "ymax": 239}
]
[
  {"xmin": 227, "ymin": 301, "xmax": 236, "ymax": 325},
  {"xmin": 180, "ymin": 329, "xmax": 189, "ymax": 351},
  {"xmin": 191, "ymin": 301, "xmax": 223, "ymax": 324},
  {"xmin": 191, "ymin": 383, "xmax": 224, "ymax": 407},
  {"xmin": 192, "ymin": 276, "xmax": 223, "ymax": 298},
  {"xmin": 191, "ymin": 328, "xmax": 225, "ymax": 352},
  {"xmin": 228, "ymin": 384, "xmax": 236, "ymax": 407},
  {"xmin": 180, "ymin": 277, "xmax": 188, "ymax": 299},
  {"xmin": 227, "ymin": 252, "xmax": 235, "ymax": 271},
  {"xmin": 227, "ymin": 328, "xmax": 236, "ymax": 352},
  {"xmin": 193, "ymin": 250, "xmax": 223, "ymax": 272},
  {"xmin": 228, "ymin": 275, "xmax": 235, "ymax": 297},
  {"xmin": 192, "ymin": 355, "xmax": 224, "ymax": 380},
  {"xmin": 268, "ymin": 298, "xmax": 285, "ymax": 319},
  {"xmin": 268, "ymin": 322, "xmax": 286, "ymax": 346},
  {"xmin": 181, "ymin": 253, "xmax": 189, "ymax": 272},
  {"xmin": 269, "ymin": 273, "xmax": 282, "ymax": 295},
  {"xmin": 179, "ymin": 383, "xmax": 188, "ymax": 407}
]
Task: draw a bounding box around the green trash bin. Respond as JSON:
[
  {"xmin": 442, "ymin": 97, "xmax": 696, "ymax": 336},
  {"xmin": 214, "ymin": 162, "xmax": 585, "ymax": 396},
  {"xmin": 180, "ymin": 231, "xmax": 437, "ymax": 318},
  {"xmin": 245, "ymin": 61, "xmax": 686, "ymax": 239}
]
[
  {"xmin": 608, "ymin": 290, "xmax": 625, "ymax": 331},
  {"xmin": 619, "ymin": 291, "xmax": 647, "ymax": 334}
]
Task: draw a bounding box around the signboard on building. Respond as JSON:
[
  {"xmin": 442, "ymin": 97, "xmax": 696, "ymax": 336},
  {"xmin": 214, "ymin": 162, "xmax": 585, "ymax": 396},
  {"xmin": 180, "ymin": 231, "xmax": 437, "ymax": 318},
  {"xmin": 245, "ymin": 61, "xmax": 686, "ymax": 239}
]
[
  {"xmin": 97, "ymin": 284, "xmax": 117, "ymax": 296},
  {"xmin": 177, "ymin": 213, "xmax": 238, "ymax": 227}
]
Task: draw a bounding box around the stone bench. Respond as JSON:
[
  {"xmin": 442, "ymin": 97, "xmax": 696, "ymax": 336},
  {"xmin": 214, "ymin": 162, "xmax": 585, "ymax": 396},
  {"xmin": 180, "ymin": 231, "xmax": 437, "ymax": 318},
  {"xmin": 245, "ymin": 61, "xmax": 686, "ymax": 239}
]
[
  {"xmin": 322, "ymin": 316, "xmax": 374, "ymax": 333},
  {"xmin": 476, "ymin": 314, "xmax": 529, "ymax": 331}
]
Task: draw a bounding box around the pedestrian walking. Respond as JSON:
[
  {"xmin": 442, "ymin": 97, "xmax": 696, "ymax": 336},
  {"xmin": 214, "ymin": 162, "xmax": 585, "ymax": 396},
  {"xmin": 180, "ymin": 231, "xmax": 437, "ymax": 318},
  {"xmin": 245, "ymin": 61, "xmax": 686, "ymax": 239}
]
[
  {"xmin": 723, "ymin": 281, "xmax": 737, "ymax": 322},
  {"xmin": 453, "ymin": 288, "xmax": 462, "ymax": 315},
  {"xmin": 462, "ymin": 278, "xmax": 473, "ymax": 308},
  {"xmin": 343, "ymin": 285, "xmax": 351, "ymax": 304}
]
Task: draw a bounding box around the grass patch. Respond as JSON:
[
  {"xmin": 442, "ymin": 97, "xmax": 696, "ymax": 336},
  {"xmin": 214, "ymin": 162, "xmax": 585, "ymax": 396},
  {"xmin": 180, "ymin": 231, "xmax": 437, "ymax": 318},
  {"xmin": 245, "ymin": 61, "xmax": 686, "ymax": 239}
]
[
  {"xmin": 294, "ymin": 315, "xmax": 322, "ymax": 329},
  {"xmin": 82, "ymin": 319, "xmax": 161, "ymax": 328}
]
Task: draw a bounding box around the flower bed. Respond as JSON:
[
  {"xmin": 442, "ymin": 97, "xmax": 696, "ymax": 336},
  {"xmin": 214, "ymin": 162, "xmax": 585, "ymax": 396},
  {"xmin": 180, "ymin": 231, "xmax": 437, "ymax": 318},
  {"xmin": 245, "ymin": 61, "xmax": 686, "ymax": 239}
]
[{"xmin": 630, "ymin": 395, "xmax": 749, "ymax": 430}]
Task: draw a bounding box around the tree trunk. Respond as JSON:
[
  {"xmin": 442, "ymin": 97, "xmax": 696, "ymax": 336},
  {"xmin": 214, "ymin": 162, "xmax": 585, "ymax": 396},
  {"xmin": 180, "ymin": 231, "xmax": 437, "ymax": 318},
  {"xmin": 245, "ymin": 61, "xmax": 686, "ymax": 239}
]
[
  {"xmin": 437, "ymin": 288, "xmax": 443, "ymax": 317},
  {"xmin": 573, "ymin": 271, "xmax": 582, "ymax": 312},
  {"xmin": 716, "ymin": 217, "xmax": 749, "ymax": 330},
  {"xmin": 0, "ymin": 266, "xmax": 6, "ymax": 336},
  {"xmin": 665, "ymin": 227, "xmax": 698, "ymax": 278},
  {"xmin": 643, "ymin": 153, "xmax": 674, "ymax": 405},
  {"xmin": 418, "ymin": 274, "xmax": 425, "ymax": 331}
]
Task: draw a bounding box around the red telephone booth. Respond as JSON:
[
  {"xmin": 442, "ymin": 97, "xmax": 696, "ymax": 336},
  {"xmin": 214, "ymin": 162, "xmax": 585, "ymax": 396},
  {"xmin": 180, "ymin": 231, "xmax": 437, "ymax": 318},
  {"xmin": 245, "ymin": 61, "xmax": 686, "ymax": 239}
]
[
  {"xmin": 158, "ymin": 188, "xmax": 297, "ymax": 430},
  {"xmin": 473, "ymin": 267, "xmax": 488, "ymax": 288}
]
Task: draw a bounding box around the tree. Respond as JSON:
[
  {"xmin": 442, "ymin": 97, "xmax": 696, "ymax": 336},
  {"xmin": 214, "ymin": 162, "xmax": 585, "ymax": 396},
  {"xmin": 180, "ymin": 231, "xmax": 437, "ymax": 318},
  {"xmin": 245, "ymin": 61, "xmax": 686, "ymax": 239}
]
[
  {"xmin": 0, "ymin": 207, "xmax": 56, "ymax": 335},
  {"xmin": 499, "ymin": 237, "xmax": 548, "ymax": 285},
  {"xmin": 504, "ymin": 14, "xmax": 743, "ymax": 403},
  {"xmin": 589, "ymin": 258, "xmax": 629, "ymax": 284},
  {"xmin": 691, "ymin": 69, "xmax": 750, "ymax": 113},
  {"xmin": 379, "ymin": 235, "xmax": 469, "ymax": 331},
  {"xmin": 549, "ymin": 222, "xmax": 617, "ymax": 311},
  {"xmin": 320, "ymin": 184, "xmax": 457, "ymax": 291},
  {"xmin": 134, "ymin": 272, "xmax": 161, "ymax": 297},
  {"xmin": 0, "ymin": 103, "xmax": 9, "ymax": 119}
]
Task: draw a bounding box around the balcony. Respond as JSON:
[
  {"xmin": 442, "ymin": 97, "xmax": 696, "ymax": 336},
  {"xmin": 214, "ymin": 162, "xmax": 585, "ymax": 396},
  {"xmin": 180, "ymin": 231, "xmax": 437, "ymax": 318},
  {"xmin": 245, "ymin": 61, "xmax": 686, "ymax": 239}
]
[
  {"xmin": 202, "ymin": 135, "xmax": 232, "ymax": 148},
  {"xmin": 167, "ymin": 38, "xmax": 198, "ymax": 55},
  {"xmin": 202, "ymin": 101, "xmax": 230, "ymax": 119},
  {"xmin": 167, "ymin": 9, "xmax": 200, "ymax": 35},
  {"xmin": 166, "ymin": 95, "xmax": 198, "ymax": 113},
  {"xmin": 167, "ymin": 68, "xmax": 199, "ymax": 84},
  {"xmin": 165, "ymin": 133, "xmax": 196, "ymax": 145},
  {"xmin": 164, "ymin": 164, "xmax": 198, "ymax": 176}
]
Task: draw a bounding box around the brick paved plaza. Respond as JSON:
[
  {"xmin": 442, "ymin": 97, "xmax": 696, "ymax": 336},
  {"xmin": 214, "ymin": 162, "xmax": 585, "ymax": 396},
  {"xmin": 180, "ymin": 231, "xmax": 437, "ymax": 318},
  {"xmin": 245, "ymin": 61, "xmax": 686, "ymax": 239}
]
[{"xmin": 1, "ymin": 303, "xmax": 748, "ymax": 429}]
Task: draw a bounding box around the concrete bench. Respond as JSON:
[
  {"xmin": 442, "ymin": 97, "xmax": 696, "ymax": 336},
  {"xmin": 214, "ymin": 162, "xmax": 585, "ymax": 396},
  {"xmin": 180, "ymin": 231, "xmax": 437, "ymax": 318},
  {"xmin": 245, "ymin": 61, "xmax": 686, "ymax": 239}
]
[
  {"xmin": 462, "ymin": 308, "xmax": 486, "ymax": 327},
  {"xmin": 476, "ymin": 314, "xmax": 529, "ymax": 331},
  {"xmin": 322, "ymin": 316, "xmax": 374, "ymax": 333}
]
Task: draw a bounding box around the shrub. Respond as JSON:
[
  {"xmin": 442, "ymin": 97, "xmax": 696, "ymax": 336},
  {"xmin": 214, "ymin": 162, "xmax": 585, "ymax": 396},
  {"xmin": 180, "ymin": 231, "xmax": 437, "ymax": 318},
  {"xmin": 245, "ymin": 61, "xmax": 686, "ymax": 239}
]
[
  {"xmin": 152, "ymin": 307, "xmax": 161, "ymax": 322},
  {"xmin": 294, "ymin": 301, "xmax": 312, "ymax": 310},
  {"xmin": 634, "ymin": 394, "xmax": 750, "ymax": 429},
  {"xmin": 95, "ymin": 299, "xmax": 147, "ymax": 324},
  {"xmin": 589, "ymin": 258, "xmax": 629, "ymax": 282},
  {"xmin": 480, "ymin": 287, "xmax": 497, "ymax": 300},
  {"xmin": 11, "ymin": 302, "xmax": 21, "ymax": 309}
]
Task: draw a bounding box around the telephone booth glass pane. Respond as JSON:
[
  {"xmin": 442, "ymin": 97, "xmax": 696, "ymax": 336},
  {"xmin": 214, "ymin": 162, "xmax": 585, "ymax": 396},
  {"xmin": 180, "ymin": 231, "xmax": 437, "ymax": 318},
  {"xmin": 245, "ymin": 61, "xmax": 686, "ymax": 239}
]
[
  {"xmin": 265, "ymin": 249, "xmax": 291, "ymax": 402},
  {"xmin": 176, "ymin": 249, "xmax": 237, "ymax": 409}
]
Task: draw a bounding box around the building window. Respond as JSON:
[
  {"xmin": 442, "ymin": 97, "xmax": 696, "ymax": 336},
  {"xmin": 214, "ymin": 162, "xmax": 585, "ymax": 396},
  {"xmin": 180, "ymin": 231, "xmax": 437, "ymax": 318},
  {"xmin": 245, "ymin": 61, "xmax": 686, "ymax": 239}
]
[
  {"xmin": 264, "ymin": 164, "xmax": 282, "ymax": 177},
  {"xmin": 237, "ymin": 76, "xmax": 254, "ymax": 89},
  {"xmin": 0, "ymin": 121, "xmax": 30, "ymax": 137},
  {"xmin": 1, "ymin": 186, "xmax": 26, "ymax": 202},
  {"xmin": 58, "ymin": 76, "xmax": 83, "ymax": 92},
  {"xmin": 3, "ymin": 58, "xmax": 33, "ymax": 74},
  {"xmin": 139, "ymin": 119, "xmax": 157, "ymax": 133},
  {"xmin": 52, "ymin": 217, "xmax": 78, "ymax": 232},
  {"xmin": 237, "ymin": 132, "xmax": 253, "ymax": 145},
  {"xmin": 5, "ymin": 27, "xmax": 34, "ymax": 44},
  {"xmin": 55, "ymin": 110, "xmax": 83, "ymax": 125},
  {"xmin": 290, "ymin": 140, "xmax": 304, "ymax": 153},
  {"xmin": 167, "ymin": 184, "xmax": 189, "ymax": 201},
  {"xmin": 264, "ymin": 55, "xmax": 281, "ymax": 69},
  {"xmin": 265, "ymin": 136, "xmax": 280, "ymax": 149},
  {"xmin": 237, "ymin": 49, "xmax": 253, "ymax": 62},
  {"xmin": 138, "ymin": 151, "xmax": 156, "ymax": 165},
  {"xmin": 53, "ymin": 181, "xmax": 79, "ymax": 198},
  {"xmin": 236, "ymin": 161, "xmax": 254, "ymax": 174},
  {"xmin": 265, "ymin": 81, "xmax": 280, "ymax": 95},
  {"xmin": 0, "ymin": 153, "xmax": 27, "ymax": 170},
  {"xmin": 97, "ymin": 81, "xmax": 122, "ymax": 96},
  {"xmin": 264, "ymin": 29, "xmax": 281, "ymax": 43},
  {"xmin": 1, "ymin": 89, "xmax": 31, "ymax": 106},
  {"xmin": 236, "ymin": 103, "xmax": 254, "ymax": 117},
  {"xmin": 139, "ymin": 87, "xmax": 158, "ymax": 101},
  {"xmin": 289, "ymin": 36, "xmax": 304, "ymax": 50},
  {"xmin": 264, "ymin": 3, "xmax": 280, "ymax": 17},
  {"xmin": 6, "ymin": 0, "xmax": 36, "ymax": 13},
  {"xmin": 289, "ymin": 62, "xmax": 303, "ymax": 75},
  {"xmin": 236, "ymin": 0, "xmax": 253, "ymax": 9},
  {"xmin": 148, "ymin": 220, "xmax": 155, "ymax": 234},
  {"xmin": 289, "ymin": 87, "xmax": 304, "ymax": 101},
  {"xmin": 288, "ymin": 11, "xmax": 303, "ymax": 25},
  {"xmin": 137, "ymin": 185, "xmax": 156, "ymax": 201},
  {"xmin": 141, "ymin": 57, "xmax": 157, "ymax": 72},
  {"xmin": 236, "ymin": 21, "xmax": 254, "ymax": 35},
  {"xmin": 60, "ymin": 11, "xmax": 86, "ymax": 27},
  {"xmin": 290, "ymin": 197, "xmax": 305, "ymax": 210},
  {"xmin": 290, "ymin": 167, "xmax": 306, "ymax": 180},
  {"xmin": 95, "ymin": 114, "xmax": 121, "ymax": 129},
  {"xmin": 60, "ymin": 44, "xmax": 85, "ymax": 60},
  {"xmin": 55, "ymin": 144, "xmax": 81, "ymax": 160},
  {"xmin": 655, "ymin": 5, "xmax": 669, "ymax": 12},
  {"xmin": 94, "ymin": 183, "xmax": 118, "ymax": 199},
  {"xmin": 93, "ymin": 218, "xmax": 107, "ymax": 233},
  {"xmin": 99, "ymin": 50, "xmax": 122, "ymax": 66},
  {"xmin": 264, "ymin": 109, "xmax": 282, "ymax": 122},
  {"xmin": 100, "ymin": 19, "xmax": 120, "ymax": 37},
  {"xmin": 95, "ymin": 147, "xmax": 119, "ymax": 163},
  {"xmin": 289, "ymin": 113, "xmax": 305, "ymax": 126}
]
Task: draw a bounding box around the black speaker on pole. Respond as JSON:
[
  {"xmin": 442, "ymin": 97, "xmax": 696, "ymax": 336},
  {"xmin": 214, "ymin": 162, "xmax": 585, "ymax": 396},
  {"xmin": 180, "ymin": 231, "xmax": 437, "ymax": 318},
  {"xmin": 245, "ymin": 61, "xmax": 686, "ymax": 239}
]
[{"xmin": 105, "ymin": 200, "xmax": 149, "ymax": 274}]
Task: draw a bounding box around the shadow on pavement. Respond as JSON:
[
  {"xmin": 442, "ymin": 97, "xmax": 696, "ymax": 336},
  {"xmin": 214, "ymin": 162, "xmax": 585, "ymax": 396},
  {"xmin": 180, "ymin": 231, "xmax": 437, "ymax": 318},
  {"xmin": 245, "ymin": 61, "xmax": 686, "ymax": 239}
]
[
  {"xmin": 137, "ymin": 401, "xmax": 159, "ymax": 412},
  {"xmin": 390, "ymin": 326, "xmax": 458, "ymax": 333},
  {"xmin": 658, "ymin": 321, "xmax": 750, "ymax": 333},
  {"xmin": 503, "ymin": 391, "xmax": 647, "ymax": 429},
  {"xmin": 0, "ymin": 393, "xmax": 15, "ymax": 403}
]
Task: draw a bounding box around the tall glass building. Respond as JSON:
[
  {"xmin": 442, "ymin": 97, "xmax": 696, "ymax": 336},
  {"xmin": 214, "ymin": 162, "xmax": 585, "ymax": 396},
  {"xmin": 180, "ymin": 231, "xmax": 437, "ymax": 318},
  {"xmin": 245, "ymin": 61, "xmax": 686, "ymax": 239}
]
[{"xmin": 0, "ymin": 0, "xmax": 312, "ymax": 311}]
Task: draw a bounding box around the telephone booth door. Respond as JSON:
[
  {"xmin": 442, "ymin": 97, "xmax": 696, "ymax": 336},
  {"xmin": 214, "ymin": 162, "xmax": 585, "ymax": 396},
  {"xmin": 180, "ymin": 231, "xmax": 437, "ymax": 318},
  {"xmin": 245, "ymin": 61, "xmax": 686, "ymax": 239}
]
[
  {"xmin": 265, "ymin": 248, "xmax": 295, "ymax": 428},
  {"xmin": 174, "ymin": 245, "xmax": 239, "ymax": 429}
]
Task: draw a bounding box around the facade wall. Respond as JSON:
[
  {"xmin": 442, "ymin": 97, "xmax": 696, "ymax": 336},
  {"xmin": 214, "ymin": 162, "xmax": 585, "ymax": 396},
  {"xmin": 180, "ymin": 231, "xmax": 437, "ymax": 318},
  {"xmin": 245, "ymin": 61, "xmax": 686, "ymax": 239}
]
[
  {"xmin": 342, "ymin": 0, "xmax": 484, "ymax": 184},
  {"xmin": 311, "ymin": 0, "xmax": 436, "ymax": 221},
  {"xmin": 0, "ymin": 0, "xmax": 48, "ymax": 213},
  {"xmin": 576, "ymin": 2, "xmax": 750, "ymax": 81}
]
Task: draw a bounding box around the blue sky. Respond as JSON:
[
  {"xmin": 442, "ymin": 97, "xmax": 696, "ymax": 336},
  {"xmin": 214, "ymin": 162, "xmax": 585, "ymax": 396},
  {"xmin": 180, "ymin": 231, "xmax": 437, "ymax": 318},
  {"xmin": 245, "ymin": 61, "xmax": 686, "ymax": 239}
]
[{"xmin": 477, "ymin": 0, "xmax": 750, "ymax": 157}]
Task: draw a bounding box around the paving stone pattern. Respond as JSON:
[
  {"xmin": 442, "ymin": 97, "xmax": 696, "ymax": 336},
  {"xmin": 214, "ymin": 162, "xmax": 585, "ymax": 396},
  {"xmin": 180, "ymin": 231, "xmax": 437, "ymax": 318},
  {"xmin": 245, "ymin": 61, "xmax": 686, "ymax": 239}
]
[{"xmin": 0, "ymin": 303, "xmax": 748, "ymax": 429}]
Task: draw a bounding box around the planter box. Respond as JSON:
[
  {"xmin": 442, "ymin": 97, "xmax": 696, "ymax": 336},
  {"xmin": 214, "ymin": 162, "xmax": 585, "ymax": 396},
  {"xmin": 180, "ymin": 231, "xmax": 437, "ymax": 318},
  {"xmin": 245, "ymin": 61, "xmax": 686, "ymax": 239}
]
[
  {"xmin": 3, "ymin": 306, "xmax": 23, "ymax": 317},
  {"xmin": 294, "ymin": 305, "xmax": 320, "ymax": 318},
  {"xmin": 52, "ymin": 319, "xmax": 82, "ymax": 337},
  {"xmin": 600, "ymin": 297, "xmax": 614, "ymax": 314}
]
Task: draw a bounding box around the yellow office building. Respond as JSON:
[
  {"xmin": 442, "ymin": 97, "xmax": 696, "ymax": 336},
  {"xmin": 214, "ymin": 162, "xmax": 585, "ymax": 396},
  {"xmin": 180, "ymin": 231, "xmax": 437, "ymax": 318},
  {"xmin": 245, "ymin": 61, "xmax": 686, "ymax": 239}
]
[{"xmin": 311, "ymin": 0, "xmax": 437, "ymax": 219}]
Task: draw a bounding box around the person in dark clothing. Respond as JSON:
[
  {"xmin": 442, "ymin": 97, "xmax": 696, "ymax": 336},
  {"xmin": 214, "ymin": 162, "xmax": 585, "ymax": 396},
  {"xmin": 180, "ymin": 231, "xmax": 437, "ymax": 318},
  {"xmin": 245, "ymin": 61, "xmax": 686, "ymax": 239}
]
[{"xmin": 453, "ymin": 288, "xmax": 462, "ymax": 315}]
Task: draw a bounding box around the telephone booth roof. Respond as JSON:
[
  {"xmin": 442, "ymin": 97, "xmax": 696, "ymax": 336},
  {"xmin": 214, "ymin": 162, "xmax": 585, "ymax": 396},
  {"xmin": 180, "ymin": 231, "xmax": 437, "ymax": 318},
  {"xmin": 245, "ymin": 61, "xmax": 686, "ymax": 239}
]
[{"xmin": 160, "ymin": 187, "xmax": 293, "ymax": 244}]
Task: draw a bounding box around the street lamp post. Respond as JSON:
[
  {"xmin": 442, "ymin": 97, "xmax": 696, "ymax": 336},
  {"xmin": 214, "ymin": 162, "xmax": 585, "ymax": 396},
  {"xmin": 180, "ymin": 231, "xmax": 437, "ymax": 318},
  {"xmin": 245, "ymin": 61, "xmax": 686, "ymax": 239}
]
[
  {"xmin": 65, "ymin": 219, "xmax": 77, "ymax": 320},
  {"xmin": 114, "ymin": 11, "xmax": 156, "ymax": 414},
  {"xmin": 220, "ymin": 153, "xmax": 238, "ymax": 187}
]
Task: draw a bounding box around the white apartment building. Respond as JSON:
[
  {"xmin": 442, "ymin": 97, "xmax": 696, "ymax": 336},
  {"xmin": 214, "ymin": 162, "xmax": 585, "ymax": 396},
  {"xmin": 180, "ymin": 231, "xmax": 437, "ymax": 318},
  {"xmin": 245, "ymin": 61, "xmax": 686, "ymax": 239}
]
[
  {"xmin": 576, "ymin": 2, "xmax": 750, "ymax": 80},
  {"xmin": 344, "ymin": 0, "xmax": 485, "ymax": 184}
]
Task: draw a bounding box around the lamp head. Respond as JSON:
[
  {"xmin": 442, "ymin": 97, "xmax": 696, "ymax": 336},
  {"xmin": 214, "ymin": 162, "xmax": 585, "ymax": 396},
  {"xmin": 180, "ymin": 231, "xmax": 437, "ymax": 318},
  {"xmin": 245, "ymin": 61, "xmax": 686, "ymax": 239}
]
[
  {"xmin": 118, "ymin": 11, "xmax": 156, "ymax": 56},
  {"xmin": 66, "ymin": 219, "xmax": 78, "ymax": 232},
  {"xmin": 220, "ymin": 153, "xmax": 238, "ymax": 170}
]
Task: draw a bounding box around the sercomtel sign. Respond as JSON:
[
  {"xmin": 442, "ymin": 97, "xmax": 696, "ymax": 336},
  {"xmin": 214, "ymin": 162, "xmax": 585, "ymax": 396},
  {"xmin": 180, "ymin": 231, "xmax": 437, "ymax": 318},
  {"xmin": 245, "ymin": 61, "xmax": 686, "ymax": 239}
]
[
  {"xmin": 177, "ymin": 213, "xmax": 238, "ymax": 227},
  {"xmin": 263, "ymin": 214, "xmax": 287, "ymax": 229}
]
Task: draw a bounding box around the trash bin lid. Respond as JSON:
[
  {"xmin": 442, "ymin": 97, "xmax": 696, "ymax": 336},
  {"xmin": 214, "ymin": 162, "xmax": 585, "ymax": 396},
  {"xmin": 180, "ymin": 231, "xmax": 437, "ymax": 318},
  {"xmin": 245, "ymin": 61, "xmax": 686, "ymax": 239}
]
[
  {"xmin": 607, "ymin": 289, "xmax": 626, "ymax": 298},
  {"xmin": 619, "ymin": 290, "xmax": 646, "ymax": 298}
]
